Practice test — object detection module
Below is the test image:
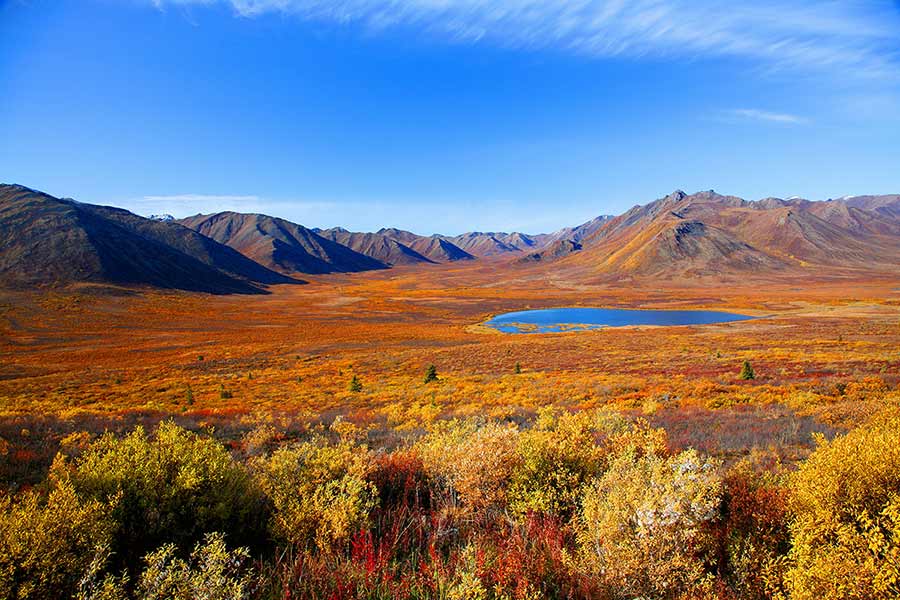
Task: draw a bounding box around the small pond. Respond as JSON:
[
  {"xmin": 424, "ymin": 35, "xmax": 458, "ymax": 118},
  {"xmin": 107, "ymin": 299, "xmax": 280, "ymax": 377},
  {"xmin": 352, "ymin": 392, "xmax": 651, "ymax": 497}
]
[{"xmin": 484, "ymin": 307, "xmax": 754, "ymax": 333}]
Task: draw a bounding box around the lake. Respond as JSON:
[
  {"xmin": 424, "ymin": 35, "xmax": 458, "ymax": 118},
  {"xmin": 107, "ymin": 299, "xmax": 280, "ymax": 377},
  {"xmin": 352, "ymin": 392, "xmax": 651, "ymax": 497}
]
[{"xmin": 484, "ymin": 307, "xmax": 754, "ymax": 333}]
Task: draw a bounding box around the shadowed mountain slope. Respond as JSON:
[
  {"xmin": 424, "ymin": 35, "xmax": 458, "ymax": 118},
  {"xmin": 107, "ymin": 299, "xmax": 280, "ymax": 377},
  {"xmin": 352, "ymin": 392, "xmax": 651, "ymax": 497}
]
[
  {"xmin": 316, "ymin": 228, "xmax": 434, "ymax": 266},
  {"xmin": 843, "ymin": 194, "xmax": 900, "ymax": 220},
  {"xmin": 0, "ymin": 184, "xmax": 296, "ymax": 293},
  {"xmin": 443, "ymin": 232, "xmax": 522, "ymax": 257},
  {"xmin": 516, "ymin": 239, "xmax": 583, "ymax": 264},
  {"xmin": 376, "ymin": 228, "xmax": 475, "ymax": 262},
  {"xmin": 178, "ymin": 213, "xmax": 387, "ymax": 275}
]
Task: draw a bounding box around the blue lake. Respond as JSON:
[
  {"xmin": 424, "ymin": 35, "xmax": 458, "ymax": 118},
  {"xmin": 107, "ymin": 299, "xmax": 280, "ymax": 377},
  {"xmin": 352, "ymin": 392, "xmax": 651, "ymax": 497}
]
[{"xmin": 484, "ymin": 307, "xmax": 754, "ymax": 333}]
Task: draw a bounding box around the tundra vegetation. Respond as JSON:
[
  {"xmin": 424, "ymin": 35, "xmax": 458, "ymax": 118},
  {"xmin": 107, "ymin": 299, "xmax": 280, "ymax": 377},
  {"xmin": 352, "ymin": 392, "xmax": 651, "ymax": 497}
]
[
  {"xmin": 2, "ymin": 407, "xmax": 900, "ymax": 600},
  {"xmin": 0, "ymin": 271, "xmax": 898, "ymax": 599}
]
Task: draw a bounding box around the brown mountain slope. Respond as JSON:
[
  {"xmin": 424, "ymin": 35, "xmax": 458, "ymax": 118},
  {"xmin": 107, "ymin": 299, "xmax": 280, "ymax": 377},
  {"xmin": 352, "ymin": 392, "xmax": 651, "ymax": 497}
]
[
  {"xmin": 317, "ymin": 228, "xmax": 434, "ymax": 266},
  {"xmin": 178, "ymin": 213, "xmax": 386, "ymax": 275},
  {"xmin": 553, "ymin": 190, "xmax": 899, "ymax": 277},
  {"xmin": 0, "ymin": 184, "xmax": 296, "ymax": 293},
  {"xmin": 444, "ymin": 232, "xmax": 521, "ymax": 257},
  {"xmin": 516, "ymin": 239, "xmax": 583, "ymax": 264},
  {"xmin": 540, "ymin": 215, "xmax": 614, "ymax": 246},
  {"xmin": 375, "ymin": 228, "xmax": 474, "ymax": 262},
  {"xmin": 843, "ymin": 195, "xmax": 900, "ymax": 219}
]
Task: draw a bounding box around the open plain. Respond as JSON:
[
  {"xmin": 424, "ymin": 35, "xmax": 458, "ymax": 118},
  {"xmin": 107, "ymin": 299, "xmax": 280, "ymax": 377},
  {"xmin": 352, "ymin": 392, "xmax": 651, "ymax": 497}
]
[{"xmin": 3, "ymin": 261, "xmax": 898, "ymax": 486}]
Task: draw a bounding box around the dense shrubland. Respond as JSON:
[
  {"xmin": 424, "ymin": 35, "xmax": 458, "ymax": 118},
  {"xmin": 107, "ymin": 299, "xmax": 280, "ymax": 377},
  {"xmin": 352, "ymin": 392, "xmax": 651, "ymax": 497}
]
[{"xmin": 1, "ymin": 400, "xmax": 899, "ymax": 600}]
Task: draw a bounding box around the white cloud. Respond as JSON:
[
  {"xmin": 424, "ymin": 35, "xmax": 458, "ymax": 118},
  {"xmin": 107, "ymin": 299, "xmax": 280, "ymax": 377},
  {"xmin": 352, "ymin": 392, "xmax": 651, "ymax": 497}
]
[
  {"xmin": 725, "ymin": 108, "xmax": 810, "ymax": 125},
  {"xmin": 150, "ymin": 0, "xmax": 900, "ymax": 80},
  {"xmin": 120, "ymin": 193, "xmax": 338, "ymax": 221}
]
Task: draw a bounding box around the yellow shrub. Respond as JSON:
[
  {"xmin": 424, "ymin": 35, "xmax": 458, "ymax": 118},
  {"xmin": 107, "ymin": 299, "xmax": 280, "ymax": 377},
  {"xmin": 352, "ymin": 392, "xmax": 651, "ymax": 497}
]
[
  {"xmin": 576, "ymin": 448, "xmax": 722, "ymax": 599},
  {"xmin": 508, "ymin": 409, "xmax": 665, "ymax": 520},
  {"xmin": 252, "ymin": 437, "xmax": 376, "ymax": 550},
  {"xmin": 416, "ymin": 419, "xmax": 520, "ymax": 516},
  {"xmin": 51, "ymin": 421, "xmax": 267, "ymax": 570},
  {"xmin": 0, "ymin": 481, "xmax": 114, "ymax": 600},
  {"xmin": 784, "ymin": 411, "xmax": 900, "ymax": 600},
  {"xmin": 136, "ymin": 532, "xmax": 253, "ymax": 600}
]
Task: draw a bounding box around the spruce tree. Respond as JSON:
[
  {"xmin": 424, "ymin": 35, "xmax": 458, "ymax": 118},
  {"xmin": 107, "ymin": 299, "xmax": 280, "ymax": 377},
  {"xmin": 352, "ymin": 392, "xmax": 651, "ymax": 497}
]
[
  {"xmin": 349, "ymin": 375, "xmax": 362, "ymax": 392},
  {"xmin": 424, "ymin": 364, "xmax": 438, "ymax": 384},
  {"xmin": 739, "ymin": 360, "xmax": 755, "ymax": 380}
]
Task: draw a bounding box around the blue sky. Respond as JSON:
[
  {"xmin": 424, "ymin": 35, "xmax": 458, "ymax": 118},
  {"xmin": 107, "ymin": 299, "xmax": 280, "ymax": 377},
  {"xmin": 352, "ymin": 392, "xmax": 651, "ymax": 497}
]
[{"xmin": 2, "ymin": 0, "xmax": 899, "ymax": 235}]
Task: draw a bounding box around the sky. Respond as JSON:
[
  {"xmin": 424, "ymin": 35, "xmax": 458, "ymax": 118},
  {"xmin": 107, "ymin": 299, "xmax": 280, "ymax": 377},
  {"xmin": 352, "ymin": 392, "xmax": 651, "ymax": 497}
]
[{"xmin": 1, "ymin": 0, "xmax": 900, "ymax": 235}]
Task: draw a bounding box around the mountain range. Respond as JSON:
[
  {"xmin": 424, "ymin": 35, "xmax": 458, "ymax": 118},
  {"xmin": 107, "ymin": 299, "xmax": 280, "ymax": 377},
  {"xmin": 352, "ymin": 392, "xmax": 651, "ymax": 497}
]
[
  {"xmin": 1, "ymin": 183, "xmax": 898, "ymax": 292},
  {"xmin": 0, "ymin": 184, "xmax": 297, "ymax": 294}
]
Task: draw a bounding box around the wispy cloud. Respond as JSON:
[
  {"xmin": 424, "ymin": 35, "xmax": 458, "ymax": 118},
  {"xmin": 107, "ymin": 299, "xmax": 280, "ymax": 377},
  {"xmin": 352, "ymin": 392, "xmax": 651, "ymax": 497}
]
[
  {"xmin": 151, "ymin": 0, "xmax": 900, "ymax": 80},
  {"xmin": 725, "ymin": 108, "xmax": 810, "ymax": 125},
  {"xmin": 121, "ymin": 193, "xmax": 338, "ymax": 221}
]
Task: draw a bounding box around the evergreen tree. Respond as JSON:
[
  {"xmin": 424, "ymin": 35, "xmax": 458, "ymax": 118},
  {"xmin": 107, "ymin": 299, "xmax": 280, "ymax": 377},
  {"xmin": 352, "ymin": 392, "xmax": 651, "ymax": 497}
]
[
  {"xmin": 515, "ymin": 362, "xmax": 522, "ymax": 374},
  {"xmin": 739, "ymin": 360, "xmax": 755, "ymax": 380},
  {"xmin": 349, "ymin": 375, "xmax": 362, "ymax": 392},
  {"xmin": 424, "ymin": 364, "xmax": 438, "ymax": 384}
]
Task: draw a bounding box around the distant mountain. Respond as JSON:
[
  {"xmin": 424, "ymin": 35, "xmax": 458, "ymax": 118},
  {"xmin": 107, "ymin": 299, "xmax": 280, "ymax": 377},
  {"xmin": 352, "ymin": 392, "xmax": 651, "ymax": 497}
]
[
  {"xmin": 178, "ymin": 212, "xmax": 387, "ymax": 275},
  {"xmin": 376, "ymin": 228, "xmax": 474, "ymax": 262},
  {"xmin": 547, "ymin": 190, "xmax": 900, "ymax": 277},
  {"xmin": 439, "ymin": 229, "xmax": 590, "ymax": 257},
  {"xmin": 6, "ymin": 183, "xmax": 898, "ymax": 289},
  {"xmin": 316, "ymin": 228, "xmax": 434, "ymax": 266},
  {"xmin": 0, "ymin": 184, "xmax": 296, "ymax": 293},
  {"xmin": 149, "ymin": 214, "xmax": 175, "ymax": 221},
  {"xmin": 541, "ymin": 215, "xmax": 614, "ymax": 246},
  {"xmin": 442, "ymin": 232, "xmax": 522, "ymax": 257},
  {"xmin": 842, "ymin": 194, "xmax": 900, "ymax": 220}
]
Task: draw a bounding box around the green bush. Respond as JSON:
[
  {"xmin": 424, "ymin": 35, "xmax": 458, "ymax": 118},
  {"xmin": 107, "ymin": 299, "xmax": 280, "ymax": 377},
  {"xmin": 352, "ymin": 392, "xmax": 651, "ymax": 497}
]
[
  {"xmin": 507, "ymin": 409, "xmax": 664, "ymax": 520},
  {"xmin": 51, "ymin": 422, "xmax": 268, "ymax": 572},
  {"xmin": 0, "ymin": 481, "xmax": 114, "ymax": 600},
  {"xmin": 137, "ymin": 533, "xmax": 253, "ymax": 600},
  {"xmin": 252, "ymin": 437, "xmax": 376, "ymax": 551}
]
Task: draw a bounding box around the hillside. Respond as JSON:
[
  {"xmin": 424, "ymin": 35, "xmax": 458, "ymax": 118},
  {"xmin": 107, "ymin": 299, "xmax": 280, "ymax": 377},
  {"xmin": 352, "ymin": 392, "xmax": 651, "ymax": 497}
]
[
  {"xmin": 0, "ymin": 184, "xmax": 296, "ymax": 293},
  {"xmin": 548, "ymin": 190, "xmax": 900, "ymax": 278},
  {"xmin": 5, "ymin": 184, "xmax": 899, "ymax": 289},
  {"xmin": 178, "ymin": 212, "xmax": 387, "ymax": 275},
  {"xmin": 376, "ymin": 228, "xmax": 475, "ymax": 262},
  {"xmin": 443, "ymin": 232, "xmax": 523, "ymax": 257},
  {"xmin": 316, "ymin": 228, "xmax": 435, "ymax": 266},
  {"xmin": 517, "ymin": 239, "xmax": 583, "ymax": 263},
  {"xmin": 539, "ymin": 215, "xmax": 614, "ymax": 246}
]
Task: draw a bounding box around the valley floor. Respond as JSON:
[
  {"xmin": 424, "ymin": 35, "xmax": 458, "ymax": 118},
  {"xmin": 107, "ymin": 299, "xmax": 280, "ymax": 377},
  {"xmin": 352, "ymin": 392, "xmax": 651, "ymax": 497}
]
[{"xmin": 1, "ymin": 261, "xmax": 898, "ymax": 483}]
